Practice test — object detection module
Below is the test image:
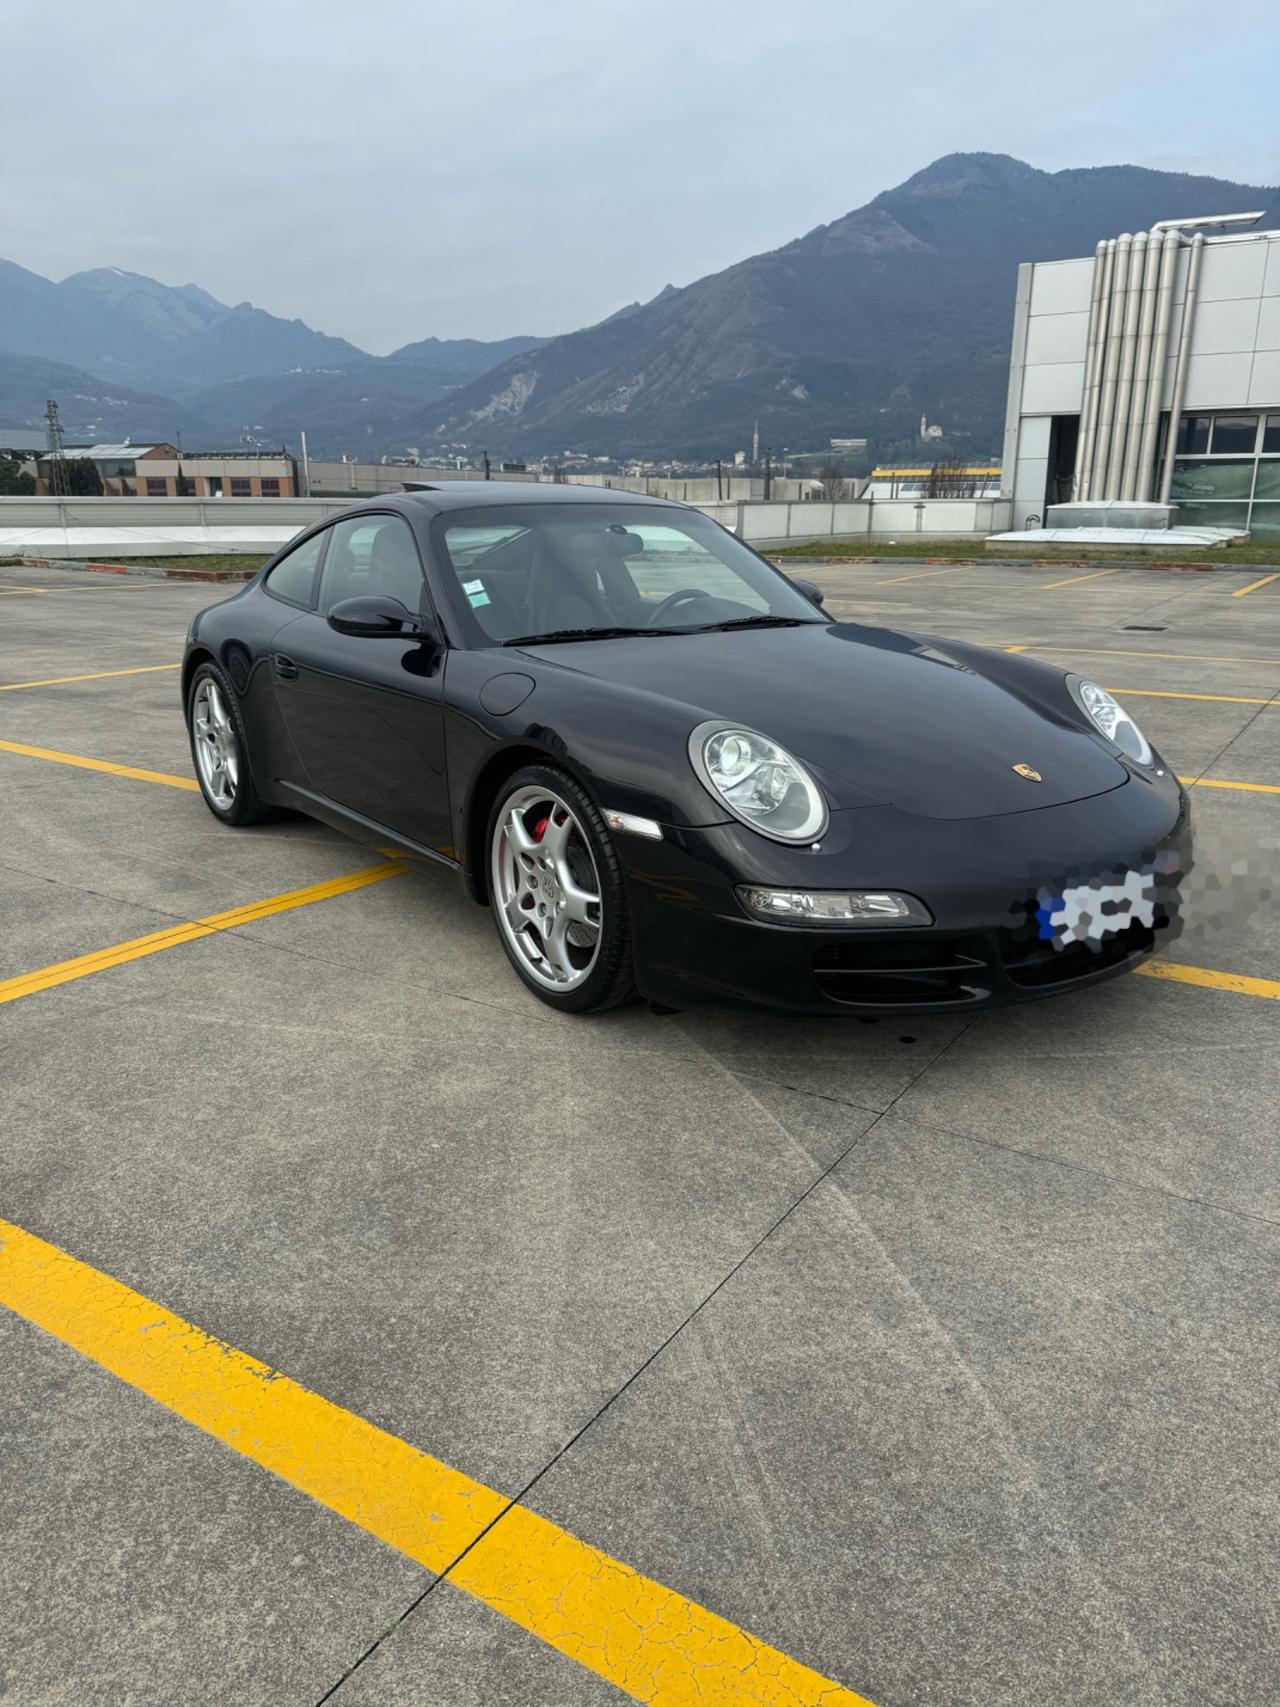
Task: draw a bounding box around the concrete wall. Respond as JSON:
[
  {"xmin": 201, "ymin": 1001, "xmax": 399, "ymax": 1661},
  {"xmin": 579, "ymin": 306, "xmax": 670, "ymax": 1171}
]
[
  {"xmin": 1005, "ymin": 230, "xmax": 1280, "ymax": 526},
  {"xmin": 705, "ymin": 497, "xmax": 1013, "ymax": 543},
  {"xmin": 304, "ymin": 462, "xmax": 535, "ymax": 495},
  {"xmin": 0, "ymin": 493, "xmax": 1013, "ymax": 559},
  {"xmin": 0, "ymin": 496, "xmax": 356, "ymax": 559},
  {"xmin": 302, "ymin": 465, "xmax": 835, "ymax": 503},
  {"xmin": 568, "ymin": 474, "xmax": 831, "ymax": 502}
]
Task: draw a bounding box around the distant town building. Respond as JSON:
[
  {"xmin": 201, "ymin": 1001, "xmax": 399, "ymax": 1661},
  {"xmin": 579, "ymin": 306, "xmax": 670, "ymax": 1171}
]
[
  {"xmin": 26, "ymin": 443, "xmax": 298, "ymax": 496},
  {"xmin": 829, "ymin": 437, "xmax": 868, "ymax": 453},
  {"xmin": 869, "ymin": 465, "xmax": 1002, "ymax": 498},
  {"xmin": 30, "ymin": 441, "xmax": 178, "ymax": 495},
  {"xmin": 137, "ymin": 451, "xmax": 297, "ymax": 497}
]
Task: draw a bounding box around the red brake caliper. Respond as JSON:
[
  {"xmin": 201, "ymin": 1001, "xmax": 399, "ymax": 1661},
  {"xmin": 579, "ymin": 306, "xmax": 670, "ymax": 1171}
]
[{"xmin": 533, "ymin": 814, "xmax": 549, "ymax": 843}]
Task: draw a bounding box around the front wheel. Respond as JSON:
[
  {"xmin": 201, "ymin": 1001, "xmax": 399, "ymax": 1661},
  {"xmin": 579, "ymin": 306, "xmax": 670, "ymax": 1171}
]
[
  {"xmin": 487, "ymin": 765, "xmax": 637, "ymax": 1013},
  {"xmin": 186, "ymin": 661, "xmax": 275, "ymax": 826}
]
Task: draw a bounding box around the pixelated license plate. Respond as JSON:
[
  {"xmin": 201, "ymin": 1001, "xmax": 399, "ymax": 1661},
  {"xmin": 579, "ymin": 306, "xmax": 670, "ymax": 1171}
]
[{"xmin": 1035, "ymin": 853, "xmax": 1181, "ymax": 950}]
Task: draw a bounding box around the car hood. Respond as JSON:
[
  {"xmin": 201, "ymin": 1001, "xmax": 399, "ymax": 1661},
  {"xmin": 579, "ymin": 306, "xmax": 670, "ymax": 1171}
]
[{"xmin": 520, "ymin": 621, "xmax": 1129, "ymax": 820}]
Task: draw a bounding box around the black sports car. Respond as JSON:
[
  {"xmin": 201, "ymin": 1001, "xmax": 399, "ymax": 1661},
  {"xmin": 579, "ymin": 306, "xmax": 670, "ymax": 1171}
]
[{"xmin": 182, "ymin": 484, "xmax": 1190, "ymax": 1015}]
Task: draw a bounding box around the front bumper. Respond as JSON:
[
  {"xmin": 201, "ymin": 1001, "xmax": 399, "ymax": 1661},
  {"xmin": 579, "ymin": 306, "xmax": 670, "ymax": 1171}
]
[{"xmin": 619, "ymin": 775, "xmax": 1192, "ymax": 1015}]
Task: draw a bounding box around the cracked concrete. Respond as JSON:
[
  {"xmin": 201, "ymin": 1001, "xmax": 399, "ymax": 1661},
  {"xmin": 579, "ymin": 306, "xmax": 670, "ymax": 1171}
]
[{"xmin": 1, "ymin": 557, "xmax": 1278, "ymax": 1706}]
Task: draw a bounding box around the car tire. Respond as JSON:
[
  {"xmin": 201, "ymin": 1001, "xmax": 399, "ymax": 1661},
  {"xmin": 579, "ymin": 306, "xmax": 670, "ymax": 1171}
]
[
  {"xmin": 186, "ymin": 660, "xmax": 276, "ymax": 827},
  {"xmin": 487, "ymin": 763, "xmax": 637, "ymax": 1014}
]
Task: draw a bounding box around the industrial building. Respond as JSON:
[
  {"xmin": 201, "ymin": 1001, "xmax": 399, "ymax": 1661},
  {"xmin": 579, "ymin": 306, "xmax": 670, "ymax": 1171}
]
[
  {"xmin": 26, "ymin": 444, "xmax": 297, "ymax": 497},
  {"xmin": 1001, "ymin": 215, "xmax": 1279, "ymax": 538},
  {"xmin": 136, "ymin": 451, "xmax": 297, "ymax": 498}
]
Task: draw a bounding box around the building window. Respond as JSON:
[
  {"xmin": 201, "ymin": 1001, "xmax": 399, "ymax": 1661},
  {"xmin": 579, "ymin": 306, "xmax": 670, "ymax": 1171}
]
[
  {"xmin": 1169, "ymin": 460, "xmax": 1255, "ymax": 502},
  {"xmin": 1175, "ymin": 415, "xmax": 1211, "ymax": 454},
  {"xmin": 145, "ymin": 477, "xmax": 168, "ymax": 497},
  {"xmin": 1169, "ymin": 411, "xmax": 1279, "ymax": 536},
  {"xmin": 229, "ymin": 477, "xmax": 252, "ymax": 497},
  {"xmin": 260, "ymin": 477, "xmax": 280, "ymax": 497},
  {"xmin": 1209, "ymin": 414, "xmax": 1260, "ymax": 455}
]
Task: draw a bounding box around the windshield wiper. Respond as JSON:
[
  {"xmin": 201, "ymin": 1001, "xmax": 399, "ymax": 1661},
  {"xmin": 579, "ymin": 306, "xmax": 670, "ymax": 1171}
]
[
  {"xmin": 693, "ymin": 614, "xmax": 817, "ymax": 633},
  {"xmin": 502, "ymin": 626, "xmax": 666, "ymax": 646}
]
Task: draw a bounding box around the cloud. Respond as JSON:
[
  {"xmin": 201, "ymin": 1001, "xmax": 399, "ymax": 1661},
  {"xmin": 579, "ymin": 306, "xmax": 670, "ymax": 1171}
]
[{"xmin": 3, "ymin": 0, "xmax": 1275, "ymax": 351}]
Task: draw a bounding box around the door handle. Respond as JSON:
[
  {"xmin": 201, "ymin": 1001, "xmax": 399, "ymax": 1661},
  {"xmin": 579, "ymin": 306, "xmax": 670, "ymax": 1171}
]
[{"xmin": 272, "ymin": 653, "xmax": 299, "ymax": 680}]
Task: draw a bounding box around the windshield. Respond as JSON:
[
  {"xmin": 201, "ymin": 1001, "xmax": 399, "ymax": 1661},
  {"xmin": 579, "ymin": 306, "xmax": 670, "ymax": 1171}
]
[{"xmin": 435, "ymin": 503, "xmax": 825, "ymax": 644}]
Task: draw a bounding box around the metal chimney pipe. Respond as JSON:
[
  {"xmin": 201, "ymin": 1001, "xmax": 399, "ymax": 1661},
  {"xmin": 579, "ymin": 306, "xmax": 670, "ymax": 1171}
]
[
  {"xmin": 1091, "ymin": 233, "xmax": 1133, "ymax": 499},
  {"xmin": 1074, "ymin": 240, "xmax": 1111, "ymax": 499},
  {"xmin": 1134, "ymin": 228, "xmax": 1183, "ymax": 501},
  {"xmin": 1158, "ymin": 233, "xmax": 1206, "ymax": 506},
  {"xmin": 1105, "ymin": 229, "xmax": 1149, "ymax": 496},
  {"xmin": 1119, "ymin": 230, "xmax": 1162, "ymax": 499}
]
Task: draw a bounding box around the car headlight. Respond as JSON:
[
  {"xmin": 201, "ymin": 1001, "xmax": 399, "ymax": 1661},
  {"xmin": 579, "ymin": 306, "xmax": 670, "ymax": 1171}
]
[
  {"xmin": 1069, "ymin": 677, "xmax": 1154, "ymax": 767},
  {"xmin": 688, "ymin": 721, "xmax": 828, "ymax": 843}
]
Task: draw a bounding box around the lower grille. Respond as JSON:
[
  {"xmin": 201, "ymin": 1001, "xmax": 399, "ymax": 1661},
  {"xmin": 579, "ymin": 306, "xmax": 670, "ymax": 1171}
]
[
  {"xmin": 1000, "ymin": 919, "xmax": 1157, "ymax": 989},
  {"xmin": 813, "ymin": 939, "xmax": 992, "ymax": 1007},
  {"xmin": 810, "ymin": 917, "xmax": 1160, "ymax": 1008}
]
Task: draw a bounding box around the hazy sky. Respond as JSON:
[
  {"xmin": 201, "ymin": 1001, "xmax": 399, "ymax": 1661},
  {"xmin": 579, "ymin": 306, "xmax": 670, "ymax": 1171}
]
[{"xmin": 6, "ymin": 0, "xmax": 1276, "ymax": 353}]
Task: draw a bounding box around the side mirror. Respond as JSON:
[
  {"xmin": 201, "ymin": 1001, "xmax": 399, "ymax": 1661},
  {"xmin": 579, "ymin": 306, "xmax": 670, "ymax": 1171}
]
[
  {"xmin": 790, "ymin": 576, "xmax": 826, "ymax": 608},
  {"xmin": 327, "ymin": 595, "xmax": 423, "ymax": 638}
]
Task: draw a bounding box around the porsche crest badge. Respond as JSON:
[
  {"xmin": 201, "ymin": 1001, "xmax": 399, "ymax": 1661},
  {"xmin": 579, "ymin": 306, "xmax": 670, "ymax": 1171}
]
[{"xmin": 1012, "ymin": 763, "xmax": 1043, "ymax": 782}]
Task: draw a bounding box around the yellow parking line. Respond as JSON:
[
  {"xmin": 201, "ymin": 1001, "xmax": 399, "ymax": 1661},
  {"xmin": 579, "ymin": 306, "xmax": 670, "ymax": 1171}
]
[
  {"xmin": 0, "ymin": 662, "xmax": 180, "ymax": 691},
  {"xmin": 1039, "ymin": 568, "xmax": 1122, "ymax": 590},
  {"xmin": 1005, "ymin": 646, "xmax": 1280, "ymax": 667},
  {"xmin": 0, "ymin": 864, "xmax": 408, "ymax": 1006},
  {"xmin": 1179, "ymin": 775, "xmax": 1280, "ymax": 795},
  {"xmin": 1232, "ymin": 572, "xmax": 1280, "ymax": 598},
  {"xmin": 1106, "ymin": 687, "xmax": 1275, "ymax": 705},
  {"xmin": 0, "ymin": 587, "xmax": 51, "ymax": 596},
  {"xmin": 0, "ymin": 1218, "xmax": 877, "ymax": 1707},
  {"xmin": 0, "ymin": 738, "xmax": 199, "ymax": 791},
  {"xmin": 872, "ymin": 566, "xmax": 973, "ymax": 586},
  {"xmin": 1136, "ymin": 961, "xmax": 1280, "ymax": 1001}
]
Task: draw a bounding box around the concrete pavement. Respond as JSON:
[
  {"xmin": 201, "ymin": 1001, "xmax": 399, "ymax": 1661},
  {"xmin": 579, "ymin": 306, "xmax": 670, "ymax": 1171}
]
[{"xmin": 1, "ymin": 555, "xmax": 1277, "ymax": 1707}]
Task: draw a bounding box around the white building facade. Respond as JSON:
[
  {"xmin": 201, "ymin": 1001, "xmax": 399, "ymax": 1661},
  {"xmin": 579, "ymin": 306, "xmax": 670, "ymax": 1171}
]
[{"xmin": 1002, "ymin": 226, "xmax": 1280, "ymax": 537}]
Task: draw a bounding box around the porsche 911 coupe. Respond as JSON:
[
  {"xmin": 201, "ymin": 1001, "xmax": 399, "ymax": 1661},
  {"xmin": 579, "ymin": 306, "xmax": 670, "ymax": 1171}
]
[{"xmin": 182, "ymin": 484, "xmax": 1190, "ymax": 1014}]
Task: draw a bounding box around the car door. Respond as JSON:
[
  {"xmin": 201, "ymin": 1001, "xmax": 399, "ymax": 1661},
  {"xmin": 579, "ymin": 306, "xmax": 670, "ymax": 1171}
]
[
  {"xmin": 270, "ymin": 511, "xmax": 452, "ymax": 856},
  {"xmin": 247, "ymin": 526, "xmax": 331, "ymax": 785}
]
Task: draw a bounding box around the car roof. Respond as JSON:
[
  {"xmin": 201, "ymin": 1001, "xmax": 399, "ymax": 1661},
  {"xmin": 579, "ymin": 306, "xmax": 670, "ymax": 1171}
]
[{"xmin": 363, "ymin": 481, "xmax": 685, "ymax": 517}]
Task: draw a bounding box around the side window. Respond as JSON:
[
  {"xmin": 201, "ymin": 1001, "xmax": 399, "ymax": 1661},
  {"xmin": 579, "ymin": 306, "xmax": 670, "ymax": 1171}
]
[
  {"xmin": 263, "ymin": 530, "xmax": 326, "ymax": 609},
  {"xmin": 319, "ymin": 514, "xmax": 426, "ymax": 615}
]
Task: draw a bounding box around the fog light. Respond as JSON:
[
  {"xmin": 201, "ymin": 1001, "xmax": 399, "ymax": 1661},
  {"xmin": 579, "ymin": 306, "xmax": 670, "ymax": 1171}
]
[{"xmin": 736, "ymin": 887, "xmax": 933, "ymax": 926}]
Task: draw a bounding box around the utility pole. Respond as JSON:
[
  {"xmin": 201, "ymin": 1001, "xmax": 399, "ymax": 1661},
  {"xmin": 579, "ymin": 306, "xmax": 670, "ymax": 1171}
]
[
  {"xmin": 298, "ymin": 431, "xmax": 311, "ymax": 497},
  {"xmin": 763, "ymin": 449, "xmax": 772, "ymax": 501},
  {"xmin": 716, "ymin": 458, "xmax": 723, "ymax": 500},
  {"xmin": 44, "ymin": 399, "xmax": 70, "ymax": 496},
  {"xmin": 483, "ymin": 450, "xmax": 491, "ymax": 481}
]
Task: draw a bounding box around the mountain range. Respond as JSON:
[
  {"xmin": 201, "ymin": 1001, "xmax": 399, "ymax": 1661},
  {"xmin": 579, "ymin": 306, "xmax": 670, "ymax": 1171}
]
[
  {"xmin": 2, "ymin": 154, "xmax": 1274, "ymax": 462},
  {"xmin": 0, "ymin": 258, "xmax": 546, "ymax": 452}
]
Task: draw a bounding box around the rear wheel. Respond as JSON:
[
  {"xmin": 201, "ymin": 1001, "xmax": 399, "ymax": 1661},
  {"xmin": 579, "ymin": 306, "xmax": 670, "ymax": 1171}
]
[
  {"xmin": 186, "ymin": 661, "xmax": 275, "ymax": 826},
  {"xmin": 487, "ymin": 765, "xmax": 636, "ymax": 1013}
]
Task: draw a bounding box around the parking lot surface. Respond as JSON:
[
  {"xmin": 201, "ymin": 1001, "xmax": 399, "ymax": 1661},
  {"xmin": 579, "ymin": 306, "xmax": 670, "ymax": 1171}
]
[{"xmin": 2, "ymin": 555, "xmax": 1278, "ymax": 1707}]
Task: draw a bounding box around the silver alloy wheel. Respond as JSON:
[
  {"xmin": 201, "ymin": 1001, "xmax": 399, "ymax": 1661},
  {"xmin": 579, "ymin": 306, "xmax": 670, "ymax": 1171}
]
[
  {"xmin": 491, "ymin": 784, "xmax": 603, "ymax": 990},
  {"xmin": 192, "ymin": 677, "xmax": 240, "ymax": 811}
]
